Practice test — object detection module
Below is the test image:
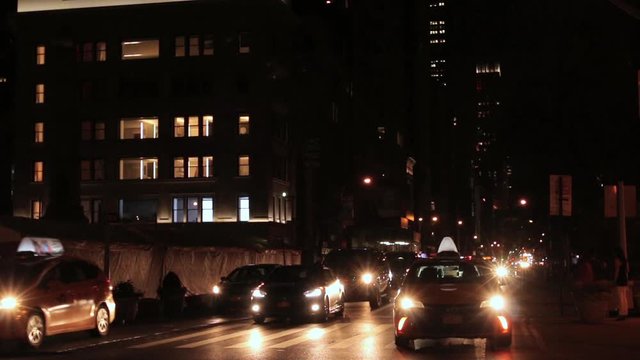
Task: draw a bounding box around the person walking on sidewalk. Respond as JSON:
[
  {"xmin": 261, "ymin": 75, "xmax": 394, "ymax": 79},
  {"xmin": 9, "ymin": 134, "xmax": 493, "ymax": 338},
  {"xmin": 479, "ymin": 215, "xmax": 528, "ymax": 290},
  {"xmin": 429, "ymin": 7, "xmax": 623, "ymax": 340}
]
[{"xmin": 613, "ymin": 246, "xmax": 630, "ymax": 321}]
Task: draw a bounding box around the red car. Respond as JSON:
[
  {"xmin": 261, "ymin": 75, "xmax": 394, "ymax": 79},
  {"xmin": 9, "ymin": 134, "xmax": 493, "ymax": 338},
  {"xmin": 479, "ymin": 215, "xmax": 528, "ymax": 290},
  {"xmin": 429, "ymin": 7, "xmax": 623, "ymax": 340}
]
[{"xmin": 0, "ymin": 255, "xmax": 116, "ymax": 348}]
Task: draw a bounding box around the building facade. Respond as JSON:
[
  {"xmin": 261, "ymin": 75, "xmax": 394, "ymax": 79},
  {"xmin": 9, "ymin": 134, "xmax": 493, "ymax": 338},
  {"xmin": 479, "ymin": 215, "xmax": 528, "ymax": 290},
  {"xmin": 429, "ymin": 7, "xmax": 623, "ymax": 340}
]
[{"xmin": 13, "ymin": 0, "xmax": 298, "ymax": 246}]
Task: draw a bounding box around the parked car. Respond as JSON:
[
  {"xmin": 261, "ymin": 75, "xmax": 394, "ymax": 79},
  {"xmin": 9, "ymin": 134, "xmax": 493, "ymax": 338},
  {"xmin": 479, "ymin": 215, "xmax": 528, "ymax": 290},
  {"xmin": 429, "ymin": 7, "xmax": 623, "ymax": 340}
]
[
  {"xmin": 393, "ymin": 237, "xmax": 512, "ymax": 351},
  {"xmin": 212, "ymin": 264, "xmax": 280, "ymax": 313},
  {"xmin": 250, "ymin": 265, "xmax": 345, "ymax": 324},
  {"xmin": 323, "ymin": 249, "xmax": 392, "ymax": 309},
  {"xmin": 0, "ymin": 254, "xmax": 116, "ymax": 348},
  {"xmin": 386, "ymin": 251, "xmax": 418, "ymax": 289}
]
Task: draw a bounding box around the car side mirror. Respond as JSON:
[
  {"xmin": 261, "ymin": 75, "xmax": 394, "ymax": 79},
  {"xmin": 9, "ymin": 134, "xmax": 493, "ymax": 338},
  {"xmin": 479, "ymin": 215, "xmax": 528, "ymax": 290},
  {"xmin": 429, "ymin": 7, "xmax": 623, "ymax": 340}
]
[{"xmin": 220, "ymin": 276, "xmax": 227, "ymax": 282}]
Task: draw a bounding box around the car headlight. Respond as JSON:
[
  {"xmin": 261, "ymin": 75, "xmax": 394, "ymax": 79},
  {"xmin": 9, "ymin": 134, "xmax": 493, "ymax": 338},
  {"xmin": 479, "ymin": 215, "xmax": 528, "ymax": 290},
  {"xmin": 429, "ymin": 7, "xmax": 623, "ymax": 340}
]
[
  {"xmin": 251, "ymin": 289, "xmax": 266, "ymax": 299},
  {"xmin": 0, "ymin": 296, "xmax": 18, "ymax": 310},
  {"xmin": 495, "ymin": 266, "xmax": 509, "ymax": 278},
  {"xmin": 481, "ymin": 295, "xmax": 506, "ymax": 310},
  {"xmin": 398, "ymin": 297, "xmax": 424, "ymax": 310},
  {"xmin": 212, "ymin": 285, "xmax": 221, "ymax": 295},
  {"xmin": 304, "ymin": 288, "xmax": 323, "ymax": 298},
  {"xmin": 361, "ymin": 273, "xmax": 374, "ymax": 284}
]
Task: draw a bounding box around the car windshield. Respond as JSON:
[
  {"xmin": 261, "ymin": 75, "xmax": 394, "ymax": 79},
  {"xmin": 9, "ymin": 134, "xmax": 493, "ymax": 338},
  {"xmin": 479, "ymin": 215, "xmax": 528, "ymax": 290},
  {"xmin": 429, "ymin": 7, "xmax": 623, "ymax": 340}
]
[
  {"xmin": 226, "ymin": 266, "xmax": 272, "ymax": 282},
  {"xmin": 0, "ymin": 261, "xmax": 48, "ymax": 288},
  {"xmin": 324, "ymin": 251, "xmax": 379, "ymax": 272},
  {"xmin": 388, "ymin": 253, "xmax": 416, "ymax": 271},
  {"xmin": 267, "ymin": 266, "xmax": 318, "ymax": 283},
  {"xmin": 406, "ymin": 262, "xmax": 485, "ymax": 284}
]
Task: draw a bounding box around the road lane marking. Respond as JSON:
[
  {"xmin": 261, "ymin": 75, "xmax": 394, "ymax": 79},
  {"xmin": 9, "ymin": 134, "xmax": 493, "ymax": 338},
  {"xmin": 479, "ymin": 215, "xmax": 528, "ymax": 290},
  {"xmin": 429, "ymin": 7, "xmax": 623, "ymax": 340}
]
[
  {"xmin": 178, "ymin": 328, "xmax": 259, "ymax": 349},
  {"xmin": 328, "ymin": 324, "xmax": 392, "ymax": 349},
  {"xmin": 266, "ymin": 323, "xmax": 350, "ymax": 348},
  {"xmin": 129, "ymin": 323, "xmax": 246, "ymax": 349},
  {"xmin": 225, "ymin": 327, "xmax": 309, "ymax": 348}
]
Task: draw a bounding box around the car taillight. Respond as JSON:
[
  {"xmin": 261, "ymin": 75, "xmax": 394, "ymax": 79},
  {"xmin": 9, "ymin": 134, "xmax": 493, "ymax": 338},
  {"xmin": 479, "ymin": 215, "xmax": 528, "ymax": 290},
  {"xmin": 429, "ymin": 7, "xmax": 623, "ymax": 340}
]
[{"xmin": 497, "ymin": 315, "xmax": 509, "ymax": 333}]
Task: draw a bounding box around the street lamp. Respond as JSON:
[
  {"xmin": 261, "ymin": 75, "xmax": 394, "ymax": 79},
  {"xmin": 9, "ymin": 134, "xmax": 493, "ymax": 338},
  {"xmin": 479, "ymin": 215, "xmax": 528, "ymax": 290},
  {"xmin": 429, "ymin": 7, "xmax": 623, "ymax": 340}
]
[
  {"xmin": 362, "ymin": 176, "xmax": 373, "ymax": 185},
  {"xmin": 519, "ymin": 198, "xmax": 528, "ymax": 207},
  {"xmin": 431, "ymin": 216, "xmax": 439, "ymax": 223}
]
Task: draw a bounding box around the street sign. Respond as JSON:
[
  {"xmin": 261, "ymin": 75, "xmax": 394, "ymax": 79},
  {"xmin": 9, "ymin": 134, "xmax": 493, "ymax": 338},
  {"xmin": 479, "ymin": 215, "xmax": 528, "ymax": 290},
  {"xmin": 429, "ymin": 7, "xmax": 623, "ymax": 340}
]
[
  {"xmin": 550, "ymin": 175, "xmax": 572, "ymax": 216},
  {"xmin": 604, "ymin": 185, "xmax": 637, "ymax": 218}
]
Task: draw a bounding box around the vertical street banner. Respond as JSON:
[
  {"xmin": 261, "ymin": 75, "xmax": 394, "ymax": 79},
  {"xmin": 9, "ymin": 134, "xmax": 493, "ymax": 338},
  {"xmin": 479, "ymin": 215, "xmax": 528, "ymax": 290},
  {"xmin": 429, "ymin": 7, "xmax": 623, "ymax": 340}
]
[
  {"xmin": 604, "ymin": 185, "xmax": 637, "ymax": 218},
  {"xmin": 549, "ymin": 175, "xmax": 572, "ymax": 216}
]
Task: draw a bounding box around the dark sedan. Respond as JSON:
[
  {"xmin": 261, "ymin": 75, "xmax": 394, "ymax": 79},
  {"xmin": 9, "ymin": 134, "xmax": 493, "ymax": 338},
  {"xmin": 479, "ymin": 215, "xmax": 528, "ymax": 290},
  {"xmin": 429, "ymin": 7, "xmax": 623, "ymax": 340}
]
[
  {"xmin": 212, "ymin": 264, "xmax": 280, "ymax": 313},
  {"xmin": 250, "ymin": 265, "xmax": 345, "ymax": 324}
]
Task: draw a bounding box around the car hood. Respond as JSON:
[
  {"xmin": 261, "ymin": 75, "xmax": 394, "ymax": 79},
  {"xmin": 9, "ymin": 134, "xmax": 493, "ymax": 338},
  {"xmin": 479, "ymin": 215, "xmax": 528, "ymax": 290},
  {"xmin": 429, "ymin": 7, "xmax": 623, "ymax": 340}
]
[{"xmin": 401, "ymin": 282, "xmax": 493, "ymax": 306}]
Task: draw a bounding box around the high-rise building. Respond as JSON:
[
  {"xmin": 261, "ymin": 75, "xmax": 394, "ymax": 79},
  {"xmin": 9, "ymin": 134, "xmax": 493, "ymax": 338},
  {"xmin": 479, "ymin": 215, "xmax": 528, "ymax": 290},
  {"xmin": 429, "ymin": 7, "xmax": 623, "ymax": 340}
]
[{"xmin": 12, "ymin": 0, "xmax": 298, "ymax": 247}]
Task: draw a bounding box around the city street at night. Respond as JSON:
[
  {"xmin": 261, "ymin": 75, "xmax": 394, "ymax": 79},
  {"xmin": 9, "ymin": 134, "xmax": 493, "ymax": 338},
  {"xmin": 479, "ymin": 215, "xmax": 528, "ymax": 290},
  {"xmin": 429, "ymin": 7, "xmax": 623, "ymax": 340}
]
[{"xmin": 2, "ymin": 275, "xmax": 638, "ymax": 360}]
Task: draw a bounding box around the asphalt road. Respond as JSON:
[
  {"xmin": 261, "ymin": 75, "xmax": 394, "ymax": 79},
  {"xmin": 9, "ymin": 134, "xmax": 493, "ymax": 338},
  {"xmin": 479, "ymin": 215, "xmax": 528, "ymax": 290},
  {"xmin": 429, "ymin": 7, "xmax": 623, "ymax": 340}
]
[{"xmin": 0, "ymin": 277, "xmax": 554, "ymax": 360}]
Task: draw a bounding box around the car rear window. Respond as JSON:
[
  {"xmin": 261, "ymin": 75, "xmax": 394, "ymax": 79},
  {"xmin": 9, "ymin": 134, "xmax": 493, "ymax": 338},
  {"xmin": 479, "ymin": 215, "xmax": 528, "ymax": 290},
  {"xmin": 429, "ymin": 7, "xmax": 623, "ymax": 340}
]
[
  {"xmin": 406, "ymin": 262, "xmax": 483, "ymax": 284},
  {"xmin": 267, "ymin": 266, "xmax": 319, "ymax": 282},
  {"xmin": 227, "ymin": 266, "xmax": 271, "ymax": 282},
  {"xmin": 0, "ymin": 261, "xmax": 48, "ymax": 287}
]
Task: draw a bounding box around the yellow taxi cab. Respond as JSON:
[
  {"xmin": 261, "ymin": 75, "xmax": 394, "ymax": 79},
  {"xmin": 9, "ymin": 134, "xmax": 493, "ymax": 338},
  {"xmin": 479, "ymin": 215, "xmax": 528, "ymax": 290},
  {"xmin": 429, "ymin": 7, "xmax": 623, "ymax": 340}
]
[
  {"xmin": 0, "ymin": 238, "xmax": 115, "ymax": 348},
  {"xmin": 393, "ymin": 237, "xmax": 512, "ymax": 350}
]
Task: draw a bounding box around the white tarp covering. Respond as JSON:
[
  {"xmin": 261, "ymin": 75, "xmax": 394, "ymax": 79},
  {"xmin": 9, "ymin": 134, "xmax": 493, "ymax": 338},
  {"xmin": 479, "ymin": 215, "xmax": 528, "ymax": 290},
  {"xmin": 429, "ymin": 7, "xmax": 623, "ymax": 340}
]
[
  {"xmin": 62, "ymin": 241, "xmax": 301, "ymax": 298},
  {"xmin": 18, "ymin": 0, "xmax": 195, "ymax": 13}
]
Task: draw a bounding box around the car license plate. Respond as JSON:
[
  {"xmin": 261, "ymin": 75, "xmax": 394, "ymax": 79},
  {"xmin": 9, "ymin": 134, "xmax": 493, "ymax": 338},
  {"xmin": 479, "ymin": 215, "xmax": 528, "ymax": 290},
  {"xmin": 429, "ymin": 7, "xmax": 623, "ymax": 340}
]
[
  {"xmin": 442, "ymin": 314, "xmax": 463, "ymax": 325},
  {"xmin": 277, "ymin": 301, "xmax": 290, "ymax": 308}
]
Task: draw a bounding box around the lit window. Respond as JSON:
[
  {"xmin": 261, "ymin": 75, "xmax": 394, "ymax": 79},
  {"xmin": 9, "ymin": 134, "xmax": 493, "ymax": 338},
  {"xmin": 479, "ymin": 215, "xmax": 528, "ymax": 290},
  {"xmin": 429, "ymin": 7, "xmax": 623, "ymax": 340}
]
[
  {"xmin": 239, "ymin": 115, "xmax": 250, "ymax": 135},
  {"xmin": 31, "ymin": 200, "xmax": 42, "ymax": 220},
  {"xmin": 202, "ymin": 115, "xmax": 213, "ymax": 136},
  {"xmin": 174, "ymin": 117, "xmax": 185, "ymax": 137},
  {"xmin": 119, "ymin": 158, "xmax": 158, "ymax": 180},
  {"xmin": 187, "ymin": 197, "xmax": 199, "ymax": 222},
  {"xmin": 172, "ymin": 198, "xmax": 185, "ymax": 222},
  {"xmin": 174, "ymin": 158, "xmax": 185, "ymax": 178},
  {"xmin": 202, "ymin": 197, "xmax": 214, "ymax": 222},
  {"xmin": 35, "ymin": 84, "xmax": 45, "ymax": 104},
  {"xmin": 238, "ymin": 196, "xmax": 250, "ymax": 222},
  {"xmin": 239, "ymin": 32, "xmax": 250, "ymax": 54},
  {"xmin": 188, "ymin": 116, "xmax": 199, "ymax": 137},
  {"xmin": 33, "ymin": 161, "xmax": 44, "ymax": 182},
  {"xmin": 189, "ymin": 35, "xmax": 200, "ymax": 56},
  {"xmin": 175, "ymin": 36, "xmax": 185, "ymax": 57},
  {"xmin": 83, "ymin": 42, "xmax": 93, "ymax": 62},
  {"xmin": 173, "ymin": 196, "xmax": 214, "ymax": 223},
  {"xmin": 121, "ymin": 39, "xmax": 159, "ymax": 60},
  {"xmin": 96, "ymin": 42, "xmax": 107, "ymax": 62},
  {"xmin": 203, "ymin": 156, "xmax": 214, "ymax": 177},
  {"xmin": 120, "ymin": 117, "xmax": 159, "ymax": 140},
  {"xmin": 188, "ymin": 157, "xmax": 199, "ymax": 178},
  {"xmin": 203, "ymin": 34, "xmax": 214, "ymax": 56},
  {"xmin": 34, "ymin": 122, "xmax": 44, "ymax": 143},
  {"xmin": 239, "ymin": 156, "xmax": 250, "ymax": 176},
  {"xmin": 36, "ymin": 45, "xmax": 45, "ymax": 65}
]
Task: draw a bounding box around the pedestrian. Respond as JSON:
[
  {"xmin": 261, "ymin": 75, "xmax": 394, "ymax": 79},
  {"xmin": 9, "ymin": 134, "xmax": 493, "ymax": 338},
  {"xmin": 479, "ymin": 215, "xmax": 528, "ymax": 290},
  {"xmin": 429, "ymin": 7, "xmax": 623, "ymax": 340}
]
[{"xmin": 613, "ymin": 247, "xmax": 630, "ymax": 320}]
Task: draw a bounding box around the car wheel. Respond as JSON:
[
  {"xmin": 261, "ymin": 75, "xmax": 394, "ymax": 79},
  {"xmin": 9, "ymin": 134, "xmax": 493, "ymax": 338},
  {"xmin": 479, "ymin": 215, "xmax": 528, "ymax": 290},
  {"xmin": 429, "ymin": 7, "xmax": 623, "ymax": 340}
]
[
  {"xmin": 369, "ymin": 288, "xmax": 381, "ymax": 309},
  {"xmin": 93, "ymin": 305, "xmax": 110, "ymax": 337},
  {"xmin": 395, "ymin": 335, "xmax": 413, "ymax": 351},
  {"xmin": 25, "ymin": 313, "xmax": 45, "ymax": 349},
  {"xmin": 488, "ymin": 333, "xmax": 512, "ymax": 350},
  {"xmin": 253, "ymin": 316, "xmax": 266, "ymax": 324}
]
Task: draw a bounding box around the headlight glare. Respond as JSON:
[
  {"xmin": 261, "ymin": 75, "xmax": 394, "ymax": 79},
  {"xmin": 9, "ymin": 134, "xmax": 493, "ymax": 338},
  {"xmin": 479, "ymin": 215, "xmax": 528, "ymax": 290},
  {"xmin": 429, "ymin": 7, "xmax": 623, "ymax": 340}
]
[
  {"xmin": 495, "ymin": 266, "xmax": 508, "ymax": 278},
  {"xmin": 362, "ymin": 273, "xmax": 374, "ymax": 284},
  {"xmin": 304, "ymin": 288, "xmax": 323, "ymax": 298},
  {"xmin": 251, "ymin": 289, "xmax": 266, "ymax": 299},
  {"xmin": 0, "ymin": 297, "xmax": 18, "ymax": 310},
  {"xmin": 212, "ymin": 285, "xmax": 221, "ymax": 294},
  {"xmin": 399, "ymin": 297, "xmax": 424, "ymax": 309},
  {"xmin": 481, "ymin": 295, "xmax": 506, "ymax": 310}
]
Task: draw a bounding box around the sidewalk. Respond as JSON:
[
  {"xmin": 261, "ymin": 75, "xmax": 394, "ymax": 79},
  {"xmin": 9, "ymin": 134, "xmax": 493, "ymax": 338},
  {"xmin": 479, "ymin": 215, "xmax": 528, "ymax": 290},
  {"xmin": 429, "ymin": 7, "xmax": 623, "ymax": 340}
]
[{"xmin": 517, "ymin": 278, "xmax": 640, "ymax": 359}]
